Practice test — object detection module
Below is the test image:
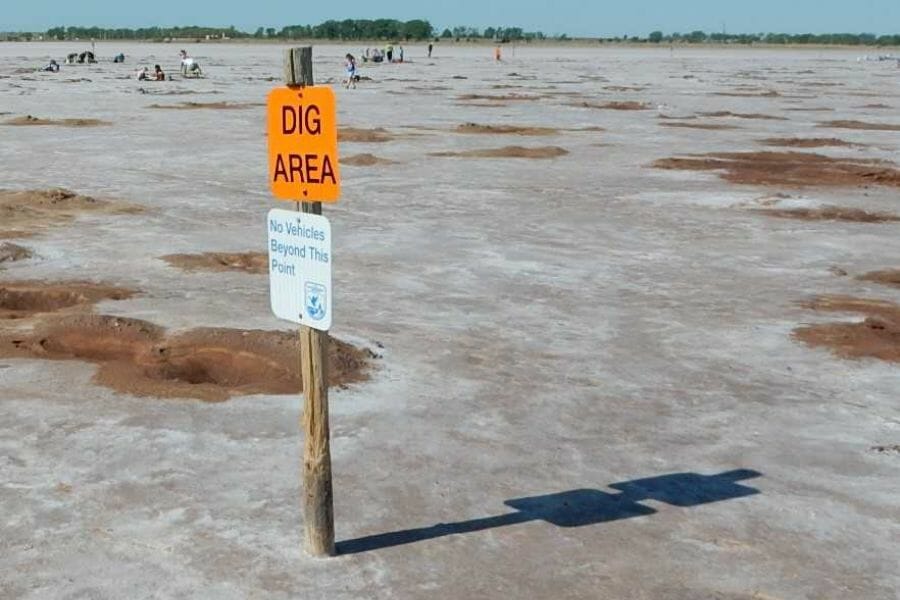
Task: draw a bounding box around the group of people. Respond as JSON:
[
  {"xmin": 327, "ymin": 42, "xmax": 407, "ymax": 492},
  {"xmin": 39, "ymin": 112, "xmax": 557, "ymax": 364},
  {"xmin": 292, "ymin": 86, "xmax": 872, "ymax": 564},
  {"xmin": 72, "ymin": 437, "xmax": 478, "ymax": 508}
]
[
  {"xmin": 134, "ymin": 50, "xmax": 201, "ymax": 81},
  {"xmin": 39, "ymin": 49, "xmax": 200, "ymax": 81},
  {"xmin": 346, "ymin": 43, "xmax": 435, "ymax": 89},
  {"xmin": 42, "ymin": 50, "xmax": 95, "ymax": 71},
  {"xmin": 65, "ymin": 51, "xmax": 96, "ymax": 64},
  {"xmin": 361, "ymin": 44, "xmax": 405, "ymax": 63},
  {"xmin": 137, "ymin": 65, "xmax": 166, "ymax": 80}
]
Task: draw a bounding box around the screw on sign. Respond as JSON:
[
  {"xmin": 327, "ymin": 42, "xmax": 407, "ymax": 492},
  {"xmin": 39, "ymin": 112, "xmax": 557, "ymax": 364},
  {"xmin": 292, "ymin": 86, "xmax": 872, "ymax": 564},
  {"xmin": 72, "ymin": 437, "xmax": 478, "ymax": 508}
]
[{"xmin": 267, "ymin": 86, "xmax": 341, "ymax": 202}]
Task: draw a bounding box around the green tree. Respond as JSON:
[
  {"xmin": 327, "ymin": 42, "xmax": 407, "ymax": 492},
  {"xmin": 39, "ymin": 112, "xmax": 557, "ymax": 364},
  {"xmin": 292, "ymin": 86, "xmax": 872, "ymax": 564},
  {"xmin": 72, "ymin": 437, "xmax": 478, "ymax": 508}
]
[
  {"xmin": 649, "ymin": 30, "xmax": 663, "ymax": 43},
  {"xmin": 687, "ymin": 30, "xmax": 707, "ymax": 43},
  {"xmin": 402, "ymin": 20, "xmax": 433, "ymax": 40}
]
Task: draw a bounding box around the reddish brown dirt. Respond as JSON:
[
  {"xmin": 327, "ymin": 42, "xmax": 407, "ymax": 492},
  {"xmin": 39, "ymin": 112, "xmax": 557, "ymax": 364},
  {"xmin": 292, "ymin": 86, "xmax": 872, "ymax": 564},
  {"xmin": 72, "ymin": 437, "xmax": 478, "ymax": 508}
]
[
  {"xmin": 342, "ymin": 153, "xmax": 396, "ymax": 166},
  {"xmin": 0, "ymin": 314, "xmax": 371, "ymax": 401},
  {"xmin": 457, "ymin": 93, "xmax": 541, "ymax": 102},
  {"xmin": 454, "ymin": 102, "xmax": 510, "ymax": 108},
  {"xmin": 754, "ymin": 206, "xmax": 900, "ymax": 223},
  {"xmin": 569, "ymin": 101, "xmax": 651, "ymax": 110},
  {"xmin": 429, "ymin": 146, "xmax": 568, "ymax": 159},
  {"xmin": 339, "ymin": 127, "xmax": 394, "ymax": 143},
  {"xmin": 793, "ymin": 295, "xmax": 900, "ymax": 363},
  {"xmin": 455, "ymin": 123, "xmax": 558, "ymax": 136},
  {"xmin": 818, "ymin": 120, "xmax": 900, "ymax": 132},
  {"xmin": 784, "ymin": 107, "xmax": 834, "ymax": 112},
  {"xmin": 0, "ymin": 281, "xmax": 135, "ymax": 320},
  {"xmin": 0, "ymin": 243, "xmax": 32, "ymax": 264},
  {"xmin": 793, "ymin": 81, "xmax": 840, "ymax": 87},
  {"xmin": 659, "ymin": 121, "xmax": 740, "ymax": 131},
  {"xmin": 147, "ymin": 102, "xmax": 262, "ymax": 110},
  {"xmin": 857, "ymin": 269, "xmax": 900, "ymax": 289},
  {"xmin": 4, "ymin": 115, "xmax": 110, "ymax": 127},
  {"xmin": 0, "ymin": 188, "xmax": 143, "ymax": 238},
  {"xmin": 698, "ymin": 111, "xmax": 786, "ymax": 121},
  {"xmin": 652, "ymin": 151, "xmax": 900, "ymax": 188},
  {"xmin": 713, "ymin": 90, "xmax": 781, "ymax": 97},
  {"xmin": 759, "ymin": 138, "xmax": 859, "ymax": 148},
  {"xmin": 161, "ymin": 252, "xmax": 267, "ymax": 274}
]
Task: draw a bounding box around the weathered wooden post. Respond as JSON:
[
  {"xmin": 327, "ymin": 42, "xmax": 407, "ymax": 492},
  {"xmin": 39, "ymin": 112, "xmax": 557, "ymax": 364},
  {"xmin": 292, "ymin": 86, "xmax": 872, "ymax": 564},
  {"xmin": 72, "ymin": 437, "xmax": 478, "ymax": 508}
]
[{"xmin": 283, "ymin": 46, "xmax": 335, "ymax": 557}]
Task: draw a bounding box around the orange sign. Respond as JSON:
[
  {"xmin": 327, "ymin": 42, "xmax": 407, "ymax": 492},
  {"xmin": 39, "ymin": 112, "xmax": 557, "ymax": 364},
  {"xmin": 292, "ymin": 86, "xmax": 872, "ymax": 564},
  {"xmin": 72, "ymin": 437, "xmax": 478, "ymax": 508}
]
[{"xmin": 267, "ymin": 86, "xmax": 340, "ymax": 202}]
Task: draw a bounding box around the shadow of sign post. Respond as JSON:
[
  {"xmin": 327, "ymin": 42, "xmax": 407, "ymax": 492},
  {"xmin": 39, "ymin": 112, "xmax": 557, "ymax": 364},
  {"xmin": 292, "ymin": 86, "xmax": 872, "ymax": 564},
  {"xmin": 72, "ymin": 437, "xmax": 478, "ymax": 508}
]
[{"xmin": 337, "ymin": 469, "xmax": 761, "ymax": 555}]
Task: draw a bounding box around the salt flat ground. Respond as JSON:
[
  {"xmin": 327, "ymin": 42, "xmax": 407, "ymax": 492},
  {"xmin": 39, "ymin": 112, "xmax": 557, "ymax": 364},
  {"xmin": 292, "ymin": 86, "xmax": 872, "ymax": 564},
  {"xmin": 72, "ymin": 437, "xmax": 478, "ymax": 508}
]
[{"xmin": 1, "ymin": 42, "xmax": 899, "ymax": 599}]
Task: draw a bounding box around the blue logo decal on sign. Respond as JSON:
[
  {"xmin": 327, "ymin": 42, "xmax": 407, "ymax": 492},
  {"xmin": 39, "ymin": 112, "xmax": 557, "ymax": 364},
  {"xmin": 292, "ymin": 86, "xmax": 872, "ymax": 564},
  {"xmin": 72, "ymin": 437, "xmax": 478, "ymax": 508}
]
[{"xmin": 305, "ymin": 282, "xmax": 327, "ymax": 321}]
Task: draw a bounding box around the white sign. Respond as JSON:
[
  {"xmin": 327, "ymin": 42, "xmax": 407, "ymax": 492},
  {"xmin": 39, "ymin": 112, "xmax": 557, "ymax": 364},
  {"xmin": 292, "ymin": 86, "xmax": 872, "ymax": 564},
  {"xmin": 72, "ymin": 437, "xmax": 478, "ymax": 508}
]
[{"xmin": 267, "ymin": 208, "xmax": 332, "ymax": 331}]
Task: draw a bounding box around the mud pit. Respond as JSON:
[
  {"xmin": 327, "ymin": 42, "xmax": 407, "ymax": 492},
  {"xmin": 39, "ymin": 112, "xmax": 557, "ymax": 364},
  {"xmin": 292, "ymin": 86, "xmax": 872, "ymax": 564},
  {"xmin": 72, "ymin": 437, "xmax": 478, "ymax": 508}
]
[
  {"xmin": 0, "ymin": 314, "xmax": 370, "ymax": 401},
  {"xmin": 146, "ymin": 101, "xmax": 261, "ymax": 110},
  {"xmin": 858, "ymin": 269, "xmax": 900, "ymax": 289},
  {"xmin": 755, "ymin": 206, "xmax": 900, "ymax": 223},
  {"xmin": 713, "ymin": 89, "xmax": 780, "ymax": 97},
  {"xmin": 338, "ymin": 127, "xmax": 394, "ymax": 142},
  {"xmin": 659, "ymin": 121, "xmax": 741, "ymax": 131},
  {"xmin": 342, "ymin": 153, "xmax": 396, "ymax": 166},
  {"xmin": 4, "ymin": 115, "xmax": 110, "ymax": 127},
  {"xmin": 430, "ymin": 146, "xmax": 568, "ymax": 159},
  {"xmin": 759, "ymin": 137, "xmax": 858, "ymax": 148},
  {"xmin": 0, "ymin": 281, "xmax": 135, "ymax": 320},
  {"xmin": 653, "ymin": 152, "xmax": 900, "ymax": 188},
  {"xmin": 784, "ymin": 106, "xmax": 834, "ymax": 112},
  {"xmin": 818, "ymin": 120, "xmax": 900, "ymax": 132},
  {"xmin": 161, "ymin": 252, "xmax": 267, "ymax": 274},
  {"xmin": 0, "ymin": 188, "xmax": 142, "ymax": 238},
  {"xmin": 455, "ymin": 123, "xmax": 559, "ymax": 136},
  {"xmin": 793, "ymin": 296, "xmax": 900, "ymax": 363},
  {"xmin": 457, "ymin": 93, "xmax": 542, "ymax": 102},
  {"xmin": 698, "ymin": 111, "xmax": 786, "ymax": 121},
  {"xmin": 569, "ymin": 100, "xmax": 650, "ymax": 110}
]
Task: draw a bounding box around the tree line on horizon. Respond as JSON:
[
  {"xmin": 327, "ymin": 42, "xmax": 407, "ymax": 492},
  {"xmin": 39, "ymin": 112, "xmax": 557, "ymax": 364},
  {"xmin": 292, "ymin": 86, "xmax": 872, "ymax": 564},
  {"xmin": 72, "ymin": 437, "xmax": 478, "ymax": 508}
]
[
  {"xmin": 21, "ymin": 21, "xmax": 900, "ymax": 46},
  {"xmin": 40, "ymin": 21, "xmax": 546, "ymax": 42},
  {"xmin": 643, "ymin": 30, "xmax": 900, "ymax": 46}
]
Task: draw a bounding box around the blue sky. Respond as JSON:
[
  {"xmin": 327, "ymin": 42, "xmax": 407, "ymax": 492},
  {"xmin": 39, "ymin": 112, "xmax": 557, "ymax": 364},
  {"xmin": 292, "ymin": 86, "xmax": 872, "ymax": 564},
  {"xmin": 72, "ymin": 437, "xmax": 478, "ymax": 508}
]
[{"xmin": 5, "ymin": 0, "xmax": 899, "ymax": 36}]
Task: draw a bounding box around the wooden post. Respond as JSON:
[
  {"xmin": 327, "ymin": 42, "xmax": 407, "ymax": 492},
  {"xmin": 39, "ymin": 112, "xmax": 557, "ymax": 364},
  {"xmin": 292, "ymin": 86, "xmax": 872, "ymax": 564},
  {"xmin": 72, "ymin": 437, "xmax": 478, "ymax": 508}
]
[{"xmin": 284, "ymin": 46, "xmax": 335, "ymax": 558}]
